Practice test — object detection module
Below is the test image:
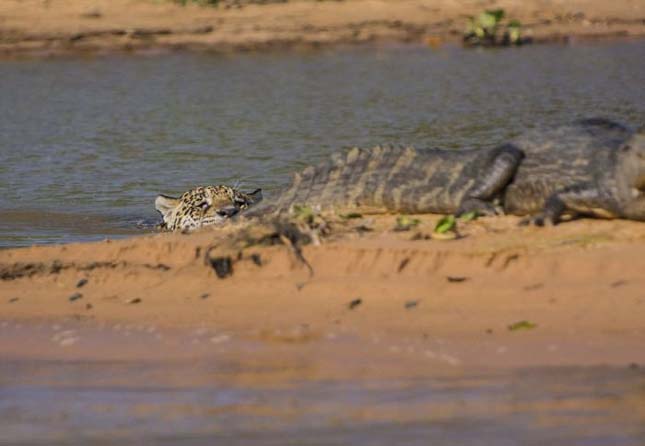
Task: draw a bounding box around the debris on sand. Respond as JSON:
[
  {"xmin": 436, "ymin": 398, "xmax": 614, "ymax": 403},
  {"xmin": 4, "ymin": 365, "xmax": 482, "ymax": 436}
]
[
  {"xmin": 404, "ymin": 300, "xmax": 419, "ymax": 309},
  {"xmin": 209, "ymin": 256, "xmax": 234, "ymax": 278},
  {"xmin": 68, "ymin": 293, "xmax": 83, "ymax": 302}
]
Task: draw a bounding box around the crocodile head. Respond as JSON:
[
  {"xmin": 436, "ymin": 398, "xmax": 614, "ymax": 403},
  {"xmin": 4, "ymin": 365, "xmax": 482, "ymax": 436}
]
[{"xmin": 622, "ymin": 126, "xmax": 645, "ymax": 190}]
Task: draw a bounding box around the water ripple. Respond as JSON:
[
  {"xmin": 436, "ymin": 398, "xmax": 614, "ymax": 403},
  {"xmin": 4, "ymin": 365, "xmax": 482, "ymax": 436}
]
[{"xmin": 0, "ymin": 42, "xmax": 644, "ymax": 246}]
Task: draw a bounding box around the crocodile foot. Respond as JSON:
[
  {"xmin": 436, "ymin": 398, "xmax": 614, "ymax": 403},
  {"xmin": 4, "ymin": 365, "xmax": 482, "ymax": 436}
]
[{"xmin": 457, "ymin": 198, "xmax": 501, "ymax": 217}]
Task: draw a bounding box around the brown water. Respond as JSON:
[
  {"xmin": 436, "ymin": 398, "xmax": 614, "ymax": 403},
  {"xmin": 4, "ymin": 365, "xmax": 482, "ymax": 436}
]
[
  {"xmin": 1, "ymin": 41, "xmax": 644, "ymax": 247},
  {"xmin": 1, "ymin": 321, "xmax": 644, "ymax": 446}
]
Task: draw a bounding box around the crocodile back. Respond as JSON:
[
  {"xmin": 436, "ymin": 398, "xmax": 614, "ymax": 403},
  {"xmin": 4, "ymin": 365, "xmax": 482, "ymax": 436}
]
[{"xmin": 272, "ymin": 145, "xmax": 496, "ymax": 214}]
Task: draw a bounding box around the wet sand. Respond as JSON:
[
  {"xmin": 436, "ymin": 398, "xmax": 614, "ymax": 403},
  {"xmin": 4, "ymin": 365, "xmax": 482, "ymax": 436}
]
[
  {"xmin": 1, "ymin": 0, "xmax": 645, "ymax": 58},
  {"xmin": 2, "ymin": 214, "xmax": 645, "ymax": 371},
  {"xmin": 2, "ymin": 215, "xmax": 645, "ymax": 443}
]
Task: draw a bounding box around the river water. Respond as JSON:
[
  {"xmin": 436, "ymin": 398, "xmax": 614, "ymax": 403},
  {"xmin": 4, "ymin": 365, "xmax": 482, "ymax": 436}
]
[
  {"xmin": 1, "ymin": 41, "xmax": 644, "ymax": 247},
  {"xmin": 1, "ymin": 321, "xmax": 644, "ymax": 446},
  {"xmin": 2, "ymin": 41, "xmax": 645, "ymax": 444},
  {"xmin": 3, "ymin": 362, "xmax": 643, "ymax": 446}
]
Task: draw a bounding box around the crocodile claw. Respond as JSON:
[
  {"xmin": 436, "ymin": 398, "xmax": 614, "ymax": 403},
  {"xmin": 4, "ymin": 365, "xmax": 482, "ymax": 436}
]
[
  {"xmin": 519, "ymin": 214, "xmax": 556, "ymax": 227},
  {"xmin": 457, "ymin": 199, "xmax": 499, "ymax": 217}
]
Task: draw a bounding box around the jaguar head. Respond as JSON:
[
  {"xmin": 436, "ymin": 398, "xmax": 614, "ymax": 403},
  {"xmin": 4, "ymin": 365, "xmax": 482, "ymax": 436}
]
[{"xmin": 155, "ymin": 185, "xmax": 263, "ymax": 231}]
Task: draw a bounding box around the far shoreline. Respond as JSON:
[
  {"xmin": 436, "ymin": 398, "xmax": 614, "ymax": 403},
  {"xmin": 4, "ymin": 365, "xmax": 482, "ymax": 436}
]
[
  {"xmin": 2, "ymin": 35, "xmax": 645, "ymax": 62},
  {"xmin": 1, "ymin": 0, "xmax": 644, "ymax": 60}
]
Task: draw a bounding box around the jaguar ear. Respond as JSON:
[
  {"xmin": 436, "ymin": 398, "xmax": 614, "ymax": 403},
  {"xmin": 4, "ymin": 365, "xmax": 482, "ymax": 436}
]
[
  {"xmin": 234, "ymin": 188, "xmax": 263, "ymax": 207},
  {"xmin": 248, "ymin": 188, "xmax": 263, "ymax": 204},
  {"xmin": 155, "ymin": 194, "xmax": 179, "ymax": 220}
]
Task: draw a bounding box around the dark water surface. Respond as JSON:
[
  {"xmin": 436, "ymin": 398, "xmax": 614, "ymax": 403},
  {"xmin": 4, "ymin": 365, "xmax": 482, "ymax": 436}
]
[{"xmin": 1, "ymin": 41, "xmax": 644, "ymax": 246}]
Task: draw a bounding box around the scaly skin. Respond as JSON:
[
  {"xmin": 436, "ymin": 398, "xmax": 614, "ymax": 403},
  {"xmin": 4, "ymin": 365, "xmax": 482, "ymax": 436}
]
[
  {"xmin": 253, "ymin": 118, "xmax": 645, "ymax": 224},
  {"xmin": 269, "ymin": 144, "xmax": 522, "ymax": 215},
  {"xmin": 506, "ymin": 118, "xmax": 645, "ymax": 224}
]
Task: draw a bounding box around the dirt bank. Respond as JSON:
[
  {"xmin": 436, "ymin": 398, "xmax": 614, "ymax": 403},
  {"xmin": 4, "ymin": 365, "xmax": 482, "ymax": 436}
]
[
  {"xmin": 2, "ymin": 214, "xmax": 645, "ymax": 376},
  {"xmin": 1, "ymin": 0, "xmax": 645, "ymax": 58}
]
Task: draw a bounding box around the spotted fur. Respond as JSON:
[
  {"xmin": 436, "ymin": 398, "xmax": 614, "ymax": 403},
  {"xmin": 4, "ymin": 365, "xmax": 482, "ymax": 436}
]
[{"xmin": 155, "ymin": 185, "xmax": 262, "ymax": 231}]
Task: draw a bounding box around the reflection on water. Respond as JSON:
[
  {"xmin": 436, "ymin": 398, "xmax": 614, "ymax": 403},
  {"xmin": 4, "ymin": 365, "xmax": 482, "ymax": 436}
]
[
  {"xmin": 0, "ymin": 210, "xmax": 150, "ymax": 246},
  {"xmin": 2, "ymin": 359, "xmax": 644, "ymax": 445},
  {"xmin": 1, "ymin": 320, "xmax": 644, "ymax": 445},
  {"xmin": 1, "ymin": 41, "xmax": 645, "ymax": 247}
]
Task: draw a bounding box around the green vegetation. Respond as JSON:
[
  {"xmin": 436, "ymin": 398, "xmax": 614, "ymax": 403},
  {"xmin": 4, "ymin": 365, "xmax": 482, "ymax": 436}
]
[
  {"xmin": 292, "ymin": 204, "xmax": 316, "ymax": 224},
  {"xmin": 394, "ymin": 215, "xmax": 421, "ymax": 231},
  {"xmin": 433, "ymin": 215, "xmax": 456, "ymax": 234},
  {"xmin": 458, "ymin": 211, "xmax": 478, "ymax": 223},
  {"xmin": 429, "ymin": 212, "xmax": 478, "ymax": 240},
  {"xmin": 506, "ymin": 19, "xmax": 523, "ymax": 44},
  {"xmin": 507, "ymin": 320, "xmax": 538, "ymax": 331},
  {"xmin": 463, "ymin": 9, "xmax": 529, "ymax": 47}
]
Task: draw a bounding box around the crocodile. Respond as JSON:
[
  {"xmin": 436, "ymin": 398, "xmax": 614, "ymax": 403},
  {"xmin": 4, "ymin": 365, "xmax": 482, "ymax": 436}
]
[{"xmin": 248, "ymin": 118, "xmax": 645, "ymax": 225}]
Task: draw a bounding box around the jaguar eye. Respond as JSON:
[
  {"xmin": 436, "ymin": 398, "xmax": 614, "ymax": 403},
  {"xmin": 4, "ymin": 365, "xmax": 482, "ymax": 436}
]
[{"xmin": 199, "ymin": 201, "xmax": 210, "ymax": 210}]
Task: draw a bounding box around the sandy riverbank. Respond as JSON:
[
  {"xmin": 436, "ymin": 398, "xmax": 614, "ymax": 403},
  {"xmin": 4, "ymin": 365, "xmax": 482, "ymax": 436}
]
[
  {"xmin": 1, "ymin": 0, "xmax": 645, "ymax": 58},
  {"xmin": 2, "ymin": 214, "xmax": 645, "ymax": 377}
]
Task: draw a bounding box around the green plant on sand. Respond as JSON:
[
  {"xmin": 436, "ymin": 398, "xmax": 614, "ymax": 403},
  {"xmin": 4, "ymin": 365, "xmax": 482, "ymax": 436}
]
[{"xmin": 463, "ymin": 9, "xmax": 529, "ymax": 47}]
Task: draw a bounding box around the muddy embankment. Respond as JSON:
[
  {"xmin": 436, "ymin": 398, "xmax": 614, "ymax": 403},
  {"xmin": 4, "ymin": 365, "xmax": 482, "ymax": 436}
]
[{"xmin": 2, "ymin": 214, "xmax": 645, "ymax": 376}]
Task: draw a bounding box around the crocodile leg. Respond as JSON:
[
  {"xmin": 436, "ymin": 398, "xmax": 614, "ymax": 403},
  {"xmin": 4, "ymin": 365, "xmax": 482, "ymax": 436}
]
[
  {"xmin": 522, "ymin": 184, "xmax": 619, "ymax": 226},
  {"xmin": 457, "ymin": 144, "xmax": 524, "ymax": 216}
]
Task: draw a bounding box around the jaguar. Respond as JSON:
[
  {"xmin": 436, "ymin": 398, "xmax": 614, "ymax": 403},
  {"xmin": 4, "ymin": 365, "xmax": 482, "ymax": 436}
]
[{"xmin": 155, "ymin": 185, "xmax": 262, "ymax": 231}]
